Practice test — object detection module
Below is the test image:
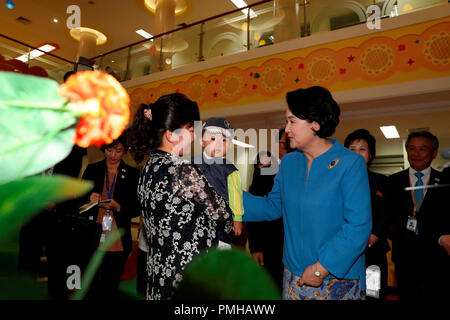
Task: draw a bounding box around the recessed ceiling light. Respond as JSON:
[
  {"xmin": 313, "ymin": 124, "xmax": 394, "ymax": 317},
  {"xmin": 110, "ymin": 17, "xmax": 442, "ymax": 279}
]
[
  {"xmin": 53, "ymin": 18, "xmax": 58, "ymax": 23},
  {"xmin": 229, "ymin": 0, "xmax": 257, "ymax": 18},
  {"xmin": 136, "ymin": 29, "xmax": 153, "ymax": 39},
  {"xmin": 6, "ymin": 0, "xmax": 15, "ymax": 9},
  {"xmin": 15, "ymin": 44, "xmax": 58, "ymax": 62},
  {"xmin": 380, "ymin": 125, "xmax": 400, "ymax": 139}
]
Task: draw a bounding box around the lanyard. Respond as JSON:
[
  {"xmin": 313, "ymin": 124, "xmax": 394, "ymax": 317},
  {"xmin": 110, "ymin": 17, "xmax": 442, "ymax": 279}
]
[
  {"xmin": 409, "ymin": 175, "xmax": 430, "ymax": 217},
  {"xmin": 105, "ymin": 167, "xmax": 117, "ymax": 200}
]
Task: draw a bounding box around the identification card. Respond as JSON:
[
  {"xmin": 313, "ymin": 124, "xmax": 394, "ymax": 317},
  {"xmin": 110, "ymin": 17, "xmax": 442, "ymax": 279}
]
[
  {"xmin": 366, "ymin": 265, "xmax": 381, "ymax": 299},
  {"xmin": 102, "ymin": 213, "xmax": 112, "ymax": 232},
  {"xmin": 218, "ymin": 240, "xmax": 232, "ymax": 250},
  {"xmin": 406, "ymin": 216, "xmax": 417, "ymax": 232}
]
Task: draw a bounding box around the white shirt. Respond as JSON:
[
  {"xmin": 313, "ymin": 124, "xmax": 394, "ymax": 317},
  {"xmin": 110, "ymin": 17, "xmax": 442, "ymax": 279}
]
[{"xmin": 409, "ymin": 166, "xmax": 431, "ymax": 196}]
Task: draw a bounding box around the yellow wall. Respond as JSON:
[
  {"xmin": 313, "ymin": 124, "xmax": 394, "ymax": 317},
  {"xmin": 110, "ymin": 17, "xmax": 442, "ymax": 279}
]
[{"xmin": 126, "ymin": 16, "xmax": 450, "ymax": 117}]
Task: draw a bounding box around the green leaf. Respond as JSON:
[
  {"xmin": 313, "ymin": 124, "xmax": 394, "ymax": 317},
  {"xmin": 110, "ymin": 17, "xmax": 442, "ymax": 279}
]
[
  {"xmin": 0, "ymin": 72, "xmax": 79, "ymax": 184},
  {"xmin": 173, "ymin": 249, "xmax": 281, "ymax": 300},
  {"xmin": 0, "ymin": 175, "xmax": 93, "ymax": 236},
  {"xmin": 0, "ymin": 71, "xmax": 67, "ymax": 109}
]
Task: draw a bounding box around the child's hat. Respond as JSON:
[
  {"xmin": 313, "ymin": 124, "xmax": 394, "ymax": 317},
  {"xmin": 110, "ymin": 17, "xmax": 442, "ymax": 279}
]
[{"xmin": 203, "ymin": 117, "xmax": 233, "ymax": 138}]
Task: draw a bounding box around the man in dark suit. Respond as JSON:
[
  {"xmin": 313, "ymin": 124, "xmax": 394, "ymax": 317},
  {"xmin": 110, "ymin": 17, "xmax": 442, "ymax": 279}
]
[{"xmin": 389, "ymin": 131, "xmax": 448, "ymax": 300}]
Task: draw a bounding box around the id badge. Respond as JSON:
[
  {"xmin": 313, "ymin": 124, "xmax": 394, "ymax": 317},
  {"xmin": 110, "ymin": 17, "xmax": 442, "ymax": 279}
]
[
  {"xmin": 102, "ymin": 213, "xmax": 112, "ymax": 232},
  {"xmin": 218, "ymin": 240, "xmax": 232, "ymax": 250},
  {"xmin": 406, "ymin": 216, "xmax": 417, "ymax": 232}
]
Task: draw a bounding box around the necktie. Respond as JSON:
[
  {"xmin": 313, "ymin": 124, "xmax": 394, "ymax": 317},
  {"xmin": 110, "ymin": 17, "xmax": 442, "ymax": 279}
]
[{"xmin": 413, "ymin": 172, "xmax": 424, "ymax": 211}]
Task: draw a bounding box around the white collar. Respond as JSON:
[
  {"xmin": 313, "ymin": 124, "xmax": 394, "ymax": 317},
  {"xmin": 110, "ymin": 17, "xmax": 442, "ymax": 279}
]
[{"xmin": 409, "ymin": 166, "xmax": 431, "ymax": 185}]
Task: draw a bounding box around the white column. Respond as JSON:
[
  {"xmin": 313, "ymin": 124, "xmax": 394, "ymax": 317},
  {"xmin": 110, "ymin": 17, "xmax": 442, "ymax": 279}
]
[
  {"xmin": 153, "ymin": 0, "xmax": 176, "ymax": 71},
  {"xmin": 154, "ymin": 0, "xmax": 176, "ymax": 35},
  {"xmin": 273, "ymin": 0, "xmax": 300, "ymax": 43},
  {"xmin": 77, "ymin": 31, "xmax": 97, "ymax": 61}
]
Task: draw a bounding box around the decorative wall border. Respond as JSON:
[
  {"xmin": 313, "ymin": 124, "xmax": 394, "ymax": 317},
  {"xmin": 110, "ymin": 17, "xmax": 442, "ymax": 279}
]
[{"xmin": 128, "ymin": 20, "xmax": 450, "ymax": 115}]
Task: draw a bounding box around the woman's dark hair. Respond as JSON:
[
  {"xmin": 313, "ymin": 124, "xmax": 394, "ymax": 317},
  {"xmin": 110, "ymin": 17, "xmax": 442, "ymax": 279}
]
[
  {"xmin": 127, "ymin": 93, "xmax": 200, "ymax": 164},
  {"xmin": 101, "ymin": 130, "xmax": 128, "ymax": 152},
  {"xmin": 285, "ymin": 86, "xmax": 340, "ymax": 138},
  {"xmin": 344, "ymin": 129, "xmax": 376, "ymax": 166}
]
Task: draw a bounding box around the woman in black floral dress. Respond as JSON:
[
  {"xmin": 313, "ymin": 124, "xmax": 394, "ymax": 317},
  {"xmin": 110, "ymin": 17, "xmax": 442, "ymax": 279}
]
[{"xmin": 128, "ymin": 94, "xmax": 233, "ymax": 300}]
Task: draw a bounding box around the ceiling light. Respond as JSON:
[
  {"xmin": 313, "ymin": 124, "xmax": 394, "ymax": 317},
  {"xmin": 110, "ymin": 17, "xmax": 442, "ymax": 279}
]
[
  {"xmin": 379, "ymin": 125, "xmax": 400, "ymax": 139},
  {"xmin": 136, "ymin": 29, "xmax": 153, "ymax": 39},
  {"xmin": 15, "ymin": 44, "xmax": 58, "ymax": 62},
  {"xmin": 402, "ymin": 4, "xmax": 413, "ymax": 12},
  {"xmin": 53, "ymin": 18, "xmax": 58, "ymax": 23},
  {"xmin": 6, "ymin": 0, "xmax": 14, "ymax": 9},
  {"xmin": 229, "ymin": 0, "xmax": 257, "ymax": 18}
]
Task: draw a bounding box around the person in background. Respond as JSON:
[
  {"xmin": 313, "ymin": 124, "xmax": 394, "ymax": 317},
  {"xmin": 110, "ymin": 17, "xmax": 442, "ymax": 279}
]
[
  {"xmin": 127, "ymin": 93, "xmax": 233, "ymax": 300},
  {"xmin": 80, "ymin": 131, "xmax": 140, "ymax": 299},
  {"xmin": 247, "ymin": 129, "xmax": 293, "ymax": 293},
  {"xmin": 344, "ymin": 128, "xmax": 392, "ymax": 300},
  {"xmin": 191, "ymin": 117, "xmax": 244, "ymax": 250},
  {"xmin": 18, "ymin": 69, "xmax": 87, "ymax": 299},
  {"xmin": 129, "ymin": 103, "xmax": 151, "ymax": 298},
  {"xmin": 243, "ymin": 86, "xmax": 372, "ymax": 300},
  {"xmin": 389, "ymin": 131, "xmax": 448, "ymax": 300}
]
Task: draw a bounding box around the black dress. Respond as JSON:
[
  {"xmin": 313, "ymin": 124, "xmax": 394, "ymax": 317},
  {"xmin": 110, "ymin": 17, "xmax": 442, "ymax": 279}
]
[
  {"xmin": 138, "ymin": 150, "xmax": 233, "ymax": 300},
  {"xmin": 365, "ymin": 170, "xmax": 392, "ymax": 300}
]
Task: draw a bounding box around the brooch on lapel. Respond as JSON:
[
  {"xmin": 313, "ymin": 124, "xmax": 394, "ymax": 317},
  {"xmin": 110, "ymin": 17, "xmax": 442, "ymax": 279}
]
[{"xmin": 328, "ymin": 159, "xmax": 339, "ymax": 169}]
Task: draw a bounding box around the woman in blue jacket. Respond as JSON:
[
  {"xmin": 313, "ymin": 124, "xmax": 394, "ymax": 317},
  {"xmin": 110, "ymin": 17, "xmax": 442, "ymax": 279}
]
[{"xmin": 243, "ymin": 86, "xmax": 372, "ymax": 300}]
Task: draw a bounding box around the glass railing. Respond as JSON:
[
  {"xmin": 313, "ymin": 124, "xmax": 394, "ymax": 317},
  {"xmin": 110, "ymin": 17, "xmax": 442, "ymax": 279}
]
[
  {"xmin": 0, "ymin": 34, "xmax": 76, "ymax": 83},
  {"xmin": 3, "ymin": 0, "xmax": 447, "ymax": 83},
  {"xmin": 93, "ymin": 0, "xmax": 448, "ymax": 83}
]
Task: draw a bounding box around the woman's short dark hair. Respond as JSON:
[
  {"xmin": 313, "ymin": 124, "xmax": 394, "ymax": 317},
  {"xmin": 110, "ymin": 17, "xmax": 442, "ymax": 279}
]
[
  {"xmin": 127, "ymin": 93, "xmax": 200, "ymax": 164},
  {"xmin": 405, "ymin": 131, "xmax": 439, "ymax": 150},
  {"xmin": 285, "ymin": 86, "xmax": 340, "ymax": 138},
  {"xmin": 344, "ymin": 129, "xmax": 376, "ymax": 166},
  {"xmin": 101, "ymin": 130, "xmax": 128, "ymax": 152}
]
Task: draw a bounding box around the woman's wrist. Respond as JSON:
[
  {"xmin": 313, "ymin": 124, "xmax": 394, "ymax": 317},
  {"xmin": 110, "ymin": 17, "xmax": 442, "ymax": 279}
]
[{"xmin": 316, "ymin": 261, "xmax": 329, "ymax": 278}]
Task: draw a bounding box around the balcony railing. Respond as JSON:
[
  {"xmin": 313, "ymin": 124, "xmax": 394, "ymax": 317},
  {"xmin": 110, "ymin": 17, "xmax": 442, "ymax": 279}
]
[
  {"xmin": 0, "ymin": 33, "xmax": 76, "ymax": 83},
  {"xmin": 1, "ymin": 0, "xmax": 448, "ymax": 83},
  {"xmin": 92, "ymin": 0, "xmax": 449, "ymax": 83}
]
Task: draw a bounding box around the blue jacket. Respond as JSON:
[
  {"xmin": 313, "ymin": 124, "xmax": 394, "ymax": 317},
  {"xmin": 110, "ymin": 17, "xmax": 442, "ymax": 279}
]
[{"xmin": 243, "ymin": 139, "xmax": 372, "ymax": 289}]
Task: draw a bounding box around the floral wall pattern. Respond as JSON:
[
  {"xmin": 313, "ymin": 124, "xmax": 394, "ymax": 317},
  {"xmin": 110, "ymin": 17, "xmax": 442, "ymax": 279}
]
[{"xmin": 128, "ymin": 18, "xmax": 450, "ymax": 116}]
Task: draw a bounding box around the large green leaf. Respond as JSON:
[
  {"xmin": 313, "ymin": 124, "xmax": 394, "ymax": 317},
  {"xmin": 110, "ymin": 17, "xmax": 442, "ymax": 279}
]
[
  {"xmin": 173, "ymin": 249, "xmax": 281, "ymax": 300},
  {"xmin": 0, "ymin": 71, "xmax": 67, "ymax": 108},
  {"xmin": 0, "ymin": 174, "xmax": 93, "ymax": 236},
  {"xmin": 0, "ymin": 72, "xmax": 79, "ymax": 184}
]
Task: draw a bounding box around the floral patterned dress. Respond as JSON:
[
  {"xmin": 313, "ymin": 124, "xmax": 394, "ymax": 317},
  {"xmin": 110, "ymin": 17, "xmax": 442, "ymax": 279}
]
[{"xmin": 138, "ymin": 150, "xmax": 233, "ymax": 300}]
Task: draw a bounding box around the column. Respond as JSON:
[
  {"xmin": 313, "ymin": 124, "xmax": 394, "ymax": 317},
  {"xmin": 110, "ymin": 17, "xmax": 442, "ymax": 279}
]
[{"xmin": 273, "ymin": 0, "xmax": 300, "ymax": 43}]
